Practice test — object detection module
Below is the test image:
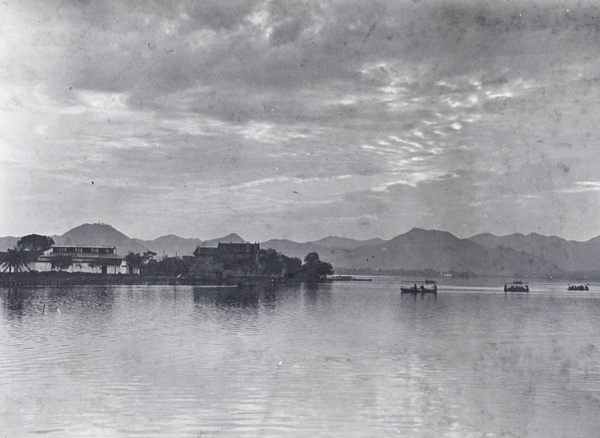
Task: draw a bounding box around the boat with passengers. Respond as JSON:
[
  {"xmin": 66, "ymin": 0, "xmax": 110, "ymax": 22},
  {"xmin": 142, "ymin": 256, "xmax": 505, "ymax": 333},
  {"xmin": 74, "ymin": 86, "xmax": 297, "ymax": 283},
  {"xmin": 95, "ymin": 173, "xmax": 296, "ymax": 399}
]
[
  {"xmin": 401, "ymin": 281, "xmax": 438, "ymax": 293},
  {"xmin": 568, "ymin": 283, "xmax": 589, "ymax": 291},
  {"xmin": 504, "ymin": 281, "xmax": 529, "ymax": 292}
]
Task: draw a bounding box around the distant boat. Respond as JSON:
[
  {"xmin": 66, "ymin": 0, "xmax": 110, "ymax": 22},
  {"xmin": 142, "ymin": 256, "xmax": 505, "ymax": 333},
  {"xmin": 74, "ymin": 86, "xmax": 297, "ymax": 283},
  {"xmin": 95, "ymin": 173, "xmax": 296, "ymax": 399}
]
[
  {"xmin": 504, "ymin": 282, "xmax": 529, "ymax": 292},
  {"xmin": 568, "ymin": 284, "xmax": 589, "ymax": 291},
  {"xmin": 401, "ymin": 283, "xmax": 437, "ymax": 293}
]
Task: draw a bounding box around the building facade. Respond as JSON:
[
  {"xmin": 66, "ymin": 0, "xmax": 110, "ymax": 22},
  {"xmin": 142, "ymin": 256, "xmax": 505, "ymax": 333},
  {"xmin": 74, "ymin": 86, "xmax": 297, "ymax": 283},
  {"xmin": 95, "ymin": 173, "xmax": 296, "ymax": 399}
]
[
  {"xmin": 34, "ymin": 245, "xmax": 129, "ymax": 274},
  {"xmin": 192, "ymin": 242, "xmax": 260, "ymax": 277}
]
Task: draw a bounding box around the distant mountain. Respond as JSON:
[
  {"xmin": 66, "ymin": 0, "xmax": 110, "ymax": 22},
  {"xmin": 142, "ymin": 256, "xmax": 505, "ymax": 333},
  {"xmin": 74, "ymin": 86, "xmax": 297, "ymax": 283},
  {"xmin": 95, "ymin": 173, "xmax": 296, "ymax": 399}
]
[
  {"xmin": 134, "ymin": 235, "xmax": 202, "ymax": 258},
  {"xmin": 261, "ymin": 236, "xmax": 383, "ymax": 262},
  {"xmin": 54, "ymin": 223, "xmax": 149, "ymax": 256},
  {"xmin": 262, "ymin": 239, "xmax": 316, "ymax": 259},
  {"xmin": 311, "ymin": 236, "xmax": 385, "ymax": 250},
  {"xmin": 0, "ymin": 236, "xmax": 20, "ymax": 251},
  {"xmin": 261, "ymin": 239, "xmax": 353, "ymax": 263},
  {"xmin": 134, "ymin": 233, "xmax": 247, "ymax": 257},
  {"xmin": 200, "ymin": 233, "xmax": 247, "ymax": 247},
  {"xmin": 4, "ymin": 222, "xmax": 600, "ymax": 277},
  {"xmin": 340, "ymin": 228, "xmax": 561, "ymax": 276},
  {"xmin": 468, "ymin": 232, "xmax": 600, "ymax": 272},
  {"xmin": 30, "ymin": 224, "xmax": 249, "ymax": 258},
  {"xmin": 264, "ymin": 229, "xmax": 562, "ymax": 277}
]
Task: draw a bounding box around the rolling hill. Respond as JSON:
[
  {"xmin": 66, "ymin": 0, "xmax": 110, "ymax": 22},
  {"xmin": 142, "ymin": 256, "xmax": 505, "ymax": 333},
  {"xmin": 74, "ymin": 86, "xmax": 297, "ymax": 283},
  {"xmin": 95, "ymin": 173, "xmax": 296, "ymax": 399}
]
[
  {"xmin": 134, "ymin": 235, "xmax": 202, "ymax": 258},
  {"xmin": 311, "ymin": 236, "xmax": 385, "ymax": 250},
  {"xmin": 50, "ymin": 225, "xmax": 249, "ymax": 258},
  {"xmin": 2, "ymin": 223, "xmax": 600, "ymax": 277},
  {"xmin": 0, "ymin": 236, "xmax": 20, "ymax": 251},
  {"xmin": 54, "ymin": 223, "xmax": 149, "ymax": 256},
  {"xmin": 467, "ymin": 232, "xmax": 600, "ymax": 272},
  {"xmin": 264, "ymin": 229, "xmax": 561, "ymax": 277},
  {"xmin": 200, "ymin": 233, "xmax": 247, "ymax": 247},
  {"xmin": 342, "ymin": 229, "xmax": 561, "ymax": 276}
]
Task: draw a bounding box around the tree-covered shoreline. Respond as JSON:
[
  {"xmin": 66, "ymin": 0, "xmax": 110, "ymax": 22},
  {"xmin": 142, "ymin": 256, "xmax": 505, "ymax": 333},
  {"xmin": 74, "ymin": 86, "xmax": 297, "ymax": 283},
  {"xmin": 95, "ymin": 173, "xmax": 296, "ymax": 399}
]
[
  {"xmin": 123, "ymin": 248, "xmax": 333, "ymax": 282},
  {"xmin": 1, "ymin": 234, "xmax": 334, "ymax": 284}
]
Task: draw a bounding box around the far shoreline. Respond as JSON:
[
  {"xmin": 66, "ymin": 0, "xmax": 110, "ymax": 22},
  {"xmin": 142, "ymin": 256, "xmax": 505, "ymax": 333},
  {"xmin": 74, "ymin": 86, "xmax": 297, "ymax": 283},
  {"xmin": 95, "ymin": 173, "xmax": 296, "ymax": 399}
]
[
  {"xmin": 0, "ymin": 272, "xmax": 312, "ymax": 288},
  {"xmin": 2, "ymin": 271, "xmax": 598, "ymax": 288}
]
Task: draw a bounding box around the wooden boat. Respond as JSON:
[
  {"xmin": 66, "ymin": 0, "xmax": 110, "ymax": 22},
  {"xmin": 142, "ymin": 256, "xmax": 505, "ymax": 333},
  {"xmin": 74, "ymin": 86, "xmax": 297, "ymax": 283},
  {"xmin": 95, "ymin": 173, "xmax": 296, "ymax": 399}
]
[
  {"xmin": 568, "ymin": 284, "xmax": 589, "ymax": 291},
  {"xmin": 401, "ymin": 283, "xmax": 437, "ymax": 293},
  {"xmin": 504, "ymin": 282, "xmax": 529, "ymax": 292}
]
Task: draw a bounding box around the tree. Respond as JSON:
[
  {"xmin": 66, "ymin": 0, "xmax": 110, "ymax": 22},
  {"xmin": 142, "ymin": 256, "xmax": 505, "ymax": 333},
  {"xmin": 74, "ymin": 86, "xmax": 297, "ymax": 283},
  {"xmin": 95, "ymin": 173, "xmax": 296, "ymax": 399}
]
[
  {"xmin": 16, "ymin": 234, "xmax": 54, "ymax": 252},
  {"xmin": 304, "ymin": 252, "xmax": 322, "ymax": 266},
  {"xmin": 143, "ymin": 255, "xmax": 194, "ymax": 277},
  {"xmin": 259, "ymin": 248, "xmax": 283, "ymax": 276},
  {"xmin": 282, "ymin": 254, "xmax": 302, "ymax": 277},
  {"xmin": 258, "ymin": 249, "xmax": 303, "ymax": 278},
  {"xmin": 124, "ymin": 251, "xmax": 157, "ymax": 274},
  {"xmin": 50, "ymin": 255, "xmax": 72, "ymax": 272},
  {"xmin": 292, "ymin": 252, "xmax": 334, "ymax": 281},
  {"xmin": 1, "ymin": 248, "xmax": 31, "ymax": 273}
]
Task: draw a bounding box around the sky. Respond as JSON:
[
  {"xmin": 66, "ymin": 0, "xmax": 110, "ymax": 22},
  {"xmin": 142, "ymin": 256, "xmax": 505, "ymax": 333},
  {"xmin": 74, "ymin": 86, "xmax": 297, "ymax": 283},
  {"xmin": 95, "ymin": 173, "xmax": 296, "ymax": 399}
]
[{"xmin": 2, "ymin": 0, "xmax": 600, "ymax": 242}]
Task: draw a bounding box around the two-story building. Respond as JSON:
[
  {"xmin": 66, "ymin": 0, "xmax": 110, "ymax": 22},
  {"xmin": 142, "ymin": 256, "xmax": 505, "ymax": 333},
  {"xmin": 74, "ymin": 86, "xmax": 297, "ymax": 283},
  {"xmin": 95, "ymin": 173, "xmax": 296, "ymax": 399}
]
[
  {"xmin": 191, "ymin": 242, "xmax": 260, "ymax": 278},
  {"xmin": 35, "ymin": 245, "xmax": 131, "ymax": 274}
]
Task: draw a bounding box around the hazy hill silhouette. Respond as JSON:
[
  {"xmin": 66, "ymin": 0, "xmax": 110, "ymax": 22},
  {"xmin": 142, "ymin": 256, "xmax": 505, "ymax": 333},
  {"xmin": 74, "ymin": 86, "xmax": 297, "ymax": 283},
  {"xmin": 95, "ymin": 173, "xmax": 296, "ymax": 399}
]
[
  {"xmin": 311, "ymin": 236, "xmax": 385, "ymax": 250},
  {"xmin": 134, "ymin": 235, "xmax": 202, "ymax": 258},
  {"xmin": 343, "ymin": 228, "xmax": 560, "ymax": 276},
  {"xmin": 50, "ymin": 225, "xmax": 249, "ymax": 258},
  {"xmin": 263, "ymin": 228, "xmax": 562, "ymax": 276},
  {"xmin": 200, "ymin": 233, "xmax": 246, "ymax": 247},
  {"xmin": 0, "ymin": 236, "xmax": 20, "ymax": 251},
  {"xmin": 2, "ymin": 223, "xmax": 600, "ymax": 277},
  {"xmin": 468, "ymin": 232, "xmax": 600, "ymax": 272},
  {"xmin": 54, "ymin": 223, "xmax": 149, "ymax": 256}
]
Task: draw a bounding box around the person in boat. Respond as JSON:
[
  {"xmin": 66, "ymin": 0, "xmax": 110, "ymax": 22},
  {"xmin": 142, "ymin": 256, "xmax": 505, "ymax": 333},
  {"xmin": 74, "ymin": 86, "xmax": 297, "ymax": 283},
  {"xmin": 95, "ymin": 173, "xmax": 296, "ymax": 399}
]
[
  {"xmin": 420, "ymin": 285, "xmax": 425, "ymax": 291},
  {"xmin": 414, "ymin": 283, "xmax": 418, "ymax": 290}
]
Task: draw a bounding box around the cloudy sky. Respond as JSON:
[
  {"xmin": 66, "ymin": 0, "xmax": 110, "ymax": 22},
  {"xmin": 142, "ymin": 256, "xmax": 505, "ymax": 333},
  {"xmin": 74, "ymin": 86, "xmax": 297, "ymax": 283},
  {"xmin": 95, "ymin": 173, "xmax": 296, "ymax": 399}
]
[{"xmin": 2, "ymin": 0, "xmax": 600, "ymax": 242}]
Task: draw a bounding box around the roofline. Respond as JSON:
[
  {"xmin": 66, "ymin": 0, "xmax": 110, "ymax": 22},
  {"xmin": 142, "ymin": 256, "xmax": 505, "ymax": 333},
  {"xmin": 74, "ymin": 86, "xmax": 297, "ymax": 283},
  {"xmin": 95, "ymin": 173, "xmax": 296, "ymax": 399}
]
[{"xmin": 51, "ymin": 245, "xmax": 116, "ymax": 249}]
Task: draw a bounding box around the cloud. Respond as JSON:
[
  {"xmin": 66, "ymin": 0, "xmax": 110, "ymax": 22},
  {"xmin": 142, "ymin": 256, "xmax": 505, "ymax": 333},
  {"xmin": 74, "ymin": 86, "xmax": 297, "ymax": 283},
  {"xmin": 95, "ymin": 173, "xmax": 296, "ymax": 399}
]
[{"xmin": 3, "ymin": 1, "xmax": 600, "ymax": 240}]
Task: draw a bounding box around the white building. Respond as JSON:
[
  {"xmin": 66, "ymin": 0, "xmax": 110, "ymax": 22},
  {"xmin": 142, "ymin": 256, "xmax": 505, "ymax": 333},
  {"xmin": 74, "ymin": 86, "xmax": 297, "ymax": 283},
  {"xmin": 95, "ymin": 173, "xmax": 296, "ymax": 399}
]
[{"xmin": 34, "ymin": 245, "xmax": 132, "ymax": 274}]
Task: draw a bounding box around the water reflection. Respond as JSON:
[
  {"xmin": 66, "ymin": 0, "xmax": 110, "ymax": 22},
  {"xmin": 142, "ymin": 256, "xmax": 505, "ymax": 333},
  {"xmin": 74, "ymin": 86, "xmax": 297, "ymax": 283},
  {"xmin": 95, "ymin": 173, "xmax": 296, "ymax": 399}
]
[
  {"xmin": 193, "ymin": 286, "xmax": 259, "ymax": 310},
  {"xmin": 302, "ymin": 282, "xmax": 333, "ymax": 308},
  {"xmin": 2, "ymin": 287, "xmax": 38, "ymax": 320},
  {"xmin": 191, "ymin": 283, "xmax": 305, "ymax": 314},
  {"xmin": 1, "ymin": 280, "xmax": 599, "ymax": 437},
  {"xmin": 400, "ymin": 290, "xmax": 438, "ymax": 303},
  {"xmin": 2, "ymin": 286, "xmax": 116, "ymax": 320}
]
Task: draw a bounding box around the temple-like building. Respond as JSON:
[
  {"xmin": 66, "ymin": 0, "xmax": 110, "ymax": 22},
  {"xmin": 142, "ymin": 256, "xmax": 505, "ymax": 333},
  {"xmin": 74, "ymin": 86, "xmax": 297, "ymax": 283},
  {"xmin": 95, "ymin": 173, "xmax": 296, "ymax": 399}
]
[{"xmin": 191, "ymin": 242, "xmax": 260, "ymax": 278}]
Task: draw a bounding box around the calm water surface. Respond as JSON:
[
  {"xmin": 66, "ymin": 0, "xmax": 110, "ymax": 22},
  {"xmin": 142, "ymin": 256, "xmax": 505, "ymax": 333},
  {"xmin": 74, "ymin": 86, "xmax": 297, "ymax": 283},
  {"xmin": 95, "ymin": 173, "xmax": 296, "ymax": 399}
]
[{"xmin": 1, "ymin": 279, "xmax": 599, "ymax": 437}]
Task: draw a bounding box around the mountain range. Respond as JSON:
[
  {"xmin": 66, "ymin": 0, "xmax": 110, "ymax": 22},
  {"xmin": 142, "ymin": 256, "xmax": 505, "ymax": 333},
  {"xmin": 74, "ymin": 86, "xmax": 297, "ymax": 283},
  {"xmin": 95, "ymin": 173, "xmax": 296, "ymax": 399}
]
[
  {"xmin": 261, "ymin": 229, "xmax": 562, "ymax": 277},
  {"xmin": 2, "ymin": 223, "xmax": 600, "ymax": 278}
]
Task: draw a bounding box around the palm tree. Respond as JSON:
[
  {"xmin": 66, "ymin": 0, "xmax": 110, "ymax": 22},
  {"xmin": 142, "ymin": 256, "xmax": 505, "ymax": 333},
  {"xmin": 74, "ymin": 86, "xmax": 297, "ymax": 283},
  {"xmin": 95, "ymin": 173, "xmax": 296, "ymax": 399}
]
[{"xmin": 1, "ymin": 248, "xmax": 31, "ymax": 273}]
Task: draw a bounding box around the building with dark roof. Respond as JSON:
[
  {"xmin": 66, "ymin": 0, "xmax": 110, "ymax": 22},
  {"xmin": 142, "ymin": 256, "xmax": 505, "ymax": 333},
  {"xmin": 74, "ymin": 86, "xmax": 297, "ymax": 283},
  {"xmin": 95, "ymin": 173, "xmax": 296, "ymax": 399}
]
[{"xmin": 192, "ymin": 242, "xmax": 260, "ymax": 277}]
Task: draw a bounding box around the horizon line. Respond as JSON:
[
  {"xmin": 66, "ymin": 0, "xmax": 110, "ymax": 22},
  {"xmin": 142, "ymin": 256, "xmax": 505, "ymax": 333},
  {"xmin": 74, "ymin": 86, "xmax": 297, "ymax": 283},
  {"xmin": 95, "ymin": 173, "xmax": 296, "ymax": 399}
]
[{"xmin": 0, "ymin": 222, "xmax": 597, "ymax": 245}]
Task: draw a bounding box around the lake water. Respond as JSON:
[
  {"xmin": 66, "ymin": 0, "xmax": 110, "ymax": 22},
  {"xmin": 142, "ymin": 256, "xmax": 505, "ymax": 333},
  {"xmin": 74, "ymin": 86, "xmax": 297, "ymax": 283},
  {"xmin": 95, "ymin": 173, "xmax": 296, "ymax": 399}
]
[{"xmin": 1, "ymin": 278, "xmax": 599, "ymax": 437}]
